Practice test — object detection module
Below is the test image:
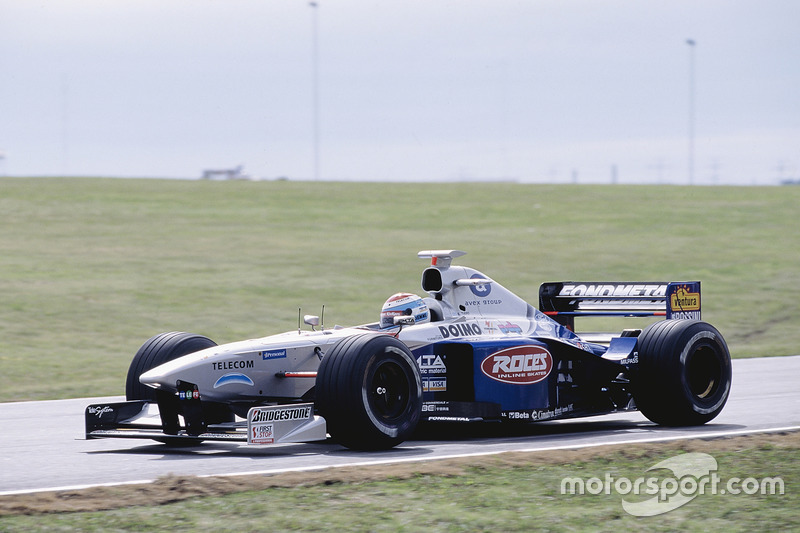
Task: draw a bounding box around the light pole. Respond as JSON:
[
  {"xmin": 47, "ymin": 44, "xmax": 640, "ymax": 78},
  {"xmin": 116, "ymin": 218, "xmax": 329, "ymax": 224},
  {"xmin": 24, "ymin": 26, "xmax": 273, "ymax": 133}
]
[
  {"xmin": 310, "ymin": 1, "xmax": 320, "ymax": 180},
  {"xmin": 686, "ymin": 39, "xmax": 696, "ymax": 185}
]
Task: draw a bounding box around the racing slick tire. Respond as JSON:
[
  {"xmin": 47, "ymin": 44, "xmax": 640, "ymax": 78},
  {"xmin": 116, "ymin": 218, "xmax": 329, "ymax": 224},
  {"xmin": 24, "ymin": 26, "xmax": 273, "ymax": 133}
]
[
  {"xmin": 634, "ymin": 319, "xmax": 731, "ymax": 426},
  {"xmin": 126, "ymin": 331, "xmax": 217, "ymax": 401},
  {"xmin": 125, "ymin": 332, "xmax": 233, "ymax": 445},
  {"xmin": 315, "ymin": 333, "xmax": 423, "ymax": 450}
]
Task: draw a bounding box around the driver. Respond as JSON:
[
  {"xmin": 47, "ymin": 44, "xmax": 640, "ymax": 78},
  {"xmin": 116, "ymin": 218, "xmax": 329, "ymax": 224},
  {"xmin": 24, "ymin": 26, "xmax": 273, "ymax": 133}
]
[{"xmin": 379, "ymin": 293, "xmax": 430, "ymax": 329}]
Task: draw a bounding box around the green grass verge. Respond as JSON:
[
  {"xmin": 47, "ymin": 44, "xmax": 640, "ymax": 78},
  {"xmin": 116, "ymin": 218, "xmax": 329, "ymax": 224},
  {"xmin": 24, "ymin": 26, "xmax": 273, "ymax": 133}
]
[
  {"xmin": 1, "ymin": 178, "xmax": 798, "ymax": 401},
  {"xmin": 0, "ymin": 434, "xmax": 797, "ymax": 531}
]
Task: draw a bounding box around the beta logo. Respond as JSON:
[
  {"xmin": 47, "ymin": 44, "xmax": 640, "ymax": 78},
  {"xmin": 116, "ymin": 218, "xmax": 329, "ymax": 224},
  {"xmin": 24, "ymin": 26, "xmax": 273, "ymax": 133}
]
[{"xmin": 480, "ymin": 345, "xmax": 553, "ymax": 385}]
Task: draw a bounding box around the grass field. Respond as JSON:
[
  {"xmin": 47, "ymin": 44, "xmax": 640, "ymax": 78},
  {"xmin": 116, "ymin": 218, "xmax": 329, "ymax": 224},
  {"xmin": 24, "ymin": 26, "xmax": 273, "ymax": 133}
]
[{"xmin": 1, "ymin": 177, "xmax": 798, "ymax": 402}]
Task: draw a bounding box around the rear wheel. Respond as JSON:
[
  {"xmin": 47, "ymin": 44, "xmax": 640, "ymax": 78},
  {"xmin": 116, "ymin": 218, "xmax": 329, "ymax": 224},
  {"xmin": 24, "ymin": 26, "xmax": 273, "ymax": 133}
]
[
  {"xmin": 634, "ymin": 320, "xmax": 731, "ymax": 426},
  {"xmin": 315, "ymin": 334, "xmax": 422, "ymax": 450}
]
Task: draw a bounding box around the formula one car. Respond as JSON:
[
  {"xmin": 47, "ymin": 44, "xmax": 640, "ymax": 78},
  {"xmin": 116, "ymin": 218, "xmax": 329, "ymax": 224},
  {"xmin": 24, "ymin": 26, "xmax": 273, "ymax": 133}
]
[{"xmin": 86, "ymin": 250, "xmax": 732, "ymax": 450}]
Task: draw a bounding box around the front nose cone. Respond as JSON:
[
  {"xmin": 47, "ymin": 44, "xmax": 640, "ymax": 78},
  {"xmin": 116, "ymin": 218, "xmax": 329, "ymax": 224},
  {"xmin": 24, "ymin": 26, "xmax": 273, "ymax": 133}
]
[{"xmin": 138, "ymin": 367, "xmax": 167, "ymax": 391}]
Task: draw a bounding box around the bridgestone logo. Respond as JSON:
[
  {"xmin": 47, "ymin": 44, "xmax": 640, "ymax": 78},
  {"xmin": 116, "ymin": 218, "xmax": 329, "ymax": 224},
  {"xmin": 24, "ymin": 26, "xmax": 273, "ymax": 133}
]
[{"xmin": 251, "ymin": 406, "xmax": 312, "ymax": 423}]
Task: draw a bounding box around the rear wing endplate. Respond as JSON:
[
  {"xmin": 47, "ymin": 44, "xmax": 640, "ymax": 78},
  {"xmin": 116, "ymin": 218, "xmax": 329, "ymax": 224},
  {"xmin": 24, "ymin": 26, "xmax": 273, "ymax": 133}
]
[{"xmin": 539, "ymin": 281, "xmax": 701, "ymax": 330}]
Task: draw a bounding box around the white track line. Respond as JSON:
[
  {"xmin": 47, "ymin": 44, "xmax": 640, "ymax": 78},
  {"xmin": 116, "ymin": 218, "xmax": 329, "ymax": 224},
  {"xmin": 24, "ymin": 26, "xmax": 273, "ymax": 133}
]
[{"xmin": 3, "ymin": 425, "xmax": 797, "ymax": 497}]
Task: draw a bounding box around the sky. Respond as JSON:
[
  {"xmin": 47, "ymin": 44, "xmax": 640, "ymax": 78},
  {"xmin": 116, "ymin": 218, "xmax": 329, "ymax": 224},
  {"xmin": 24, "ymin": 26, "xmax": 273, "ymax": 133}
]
[{"xmin": 1, "ymin": 1, "xmax": 798, "ymax": 185}]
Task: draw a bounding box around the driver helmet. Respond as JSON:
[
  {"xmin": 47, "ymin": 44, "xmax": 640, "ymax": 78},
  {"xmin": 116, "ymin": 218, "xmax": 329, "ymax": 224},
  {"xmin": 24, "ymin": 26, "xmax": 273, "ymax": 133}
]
[{"xmin": 380, "ymin": 293, "xmax": 430, "ymax": 329}]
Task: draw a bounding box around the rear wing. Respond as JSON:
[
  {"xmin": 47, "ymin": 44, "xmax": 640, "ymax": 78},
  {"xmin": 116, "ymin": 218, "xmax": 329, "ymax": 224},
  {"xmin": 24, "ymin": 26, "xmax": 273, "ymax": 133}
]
[{"xmin": 539, "ymin": 281, "xmax": 701, "ymax": 330}]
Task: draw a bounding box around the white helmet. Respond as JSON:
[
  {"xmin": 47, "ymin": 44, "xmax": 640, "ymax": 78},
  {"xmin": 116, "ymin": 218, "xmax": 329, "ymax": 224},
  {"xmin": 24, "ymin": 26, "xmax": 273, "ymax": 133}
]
[{"xmin": 380, "ymin": 293, "xmax": 430, "ymax": 329}]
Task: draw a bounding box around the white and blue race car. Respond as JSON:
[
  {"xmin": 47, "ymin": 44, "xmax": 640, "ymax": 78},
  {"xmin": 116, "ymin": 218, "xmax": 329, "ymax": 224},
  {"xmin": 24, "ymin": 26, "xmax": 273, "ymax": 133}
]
[{"xmin": 86, "ymin": 250, "xmax": 732, "ymax": 450}]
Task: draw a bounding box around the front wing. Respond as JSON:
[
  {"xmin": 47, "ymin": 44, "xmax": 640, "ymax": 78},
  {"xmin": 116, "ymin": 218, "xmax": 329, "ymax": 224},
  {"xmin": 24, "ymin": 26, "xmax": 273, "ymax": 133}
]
[{"xmin": 85, "ymin": 401, "xmax": 327, "ymax": 445}]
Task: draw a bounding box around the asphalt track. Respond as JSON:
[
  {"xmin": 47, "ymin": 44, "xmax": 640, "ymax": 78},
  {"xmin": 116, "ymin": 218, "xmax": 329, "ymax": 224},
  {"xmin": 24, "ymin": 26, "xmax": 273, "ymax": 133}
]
[{"xmin": 1, "ymin": 356, "xmax": 799, "ymax": 495}]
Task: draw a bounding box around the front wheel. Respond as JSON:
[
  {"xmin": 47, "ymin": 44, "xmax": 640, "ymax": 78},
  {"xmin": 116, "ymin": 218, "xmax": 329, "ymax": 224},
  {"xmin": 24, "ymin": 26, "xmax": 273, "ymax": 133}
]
[
  {"xmin": 315, "ymin": 334, "xmax": 422, "ymax": 450},
  {"xmin": 126, "ymin": 332, "xmax": 233, "ymax": 443},
  {"xmin": 126, "ymin": 331, "xmax": 217, "ymax": 401},
  {"xmin": 634, "ymin": 320, "xmax": 732, "ymax": 426}
]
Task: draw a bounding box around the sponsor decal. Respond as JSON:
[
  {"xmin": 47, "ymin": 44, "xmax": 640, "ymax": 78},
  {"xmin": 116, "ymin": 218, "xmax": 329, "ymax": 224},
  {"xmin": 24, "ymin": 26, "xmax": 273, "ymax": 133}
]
[
  {"xmin": 469, "ymin": 273, "xmax": 492, "ymax": 297},
  {"xmin": 670, "ymin": 311, "xmax": 701, "ymax": 320},
  {"xmin": 573, "ymin": 341, "xmax": 592, "ymax": 352},
  {"xmin": 250, "ymin": 405, "xmax": 313, "ymax": 423},
  {"xmin": 248, "ymin": 404, "xmax": 315, "ymax": 444},
  {"xmin": 382, "ymin": 308, "xmax": 428, "ymax": 324},
  {"xmin": 498, "ymin": 321, "xmax": 523, "ymax": 334},
  {"xmin": 417, "ymin": 354, "xmax": 447, "ymax": 374},
  {"xmin": 559, "ymin": 284, "xmax": 667, "ymax": 298},
  {"xmin": 213, "ymin": 373, "xmax": 255, "ymax": 388},
  {"xmin": 620, "ymin": 355, "xmax": 639, "ymax": 365},
  {"xmin": 261, "ymin": 349, "xmax": 287, "ymax": 360},
  {"xmin": 481, "ymin": 345, "xmax": 553, "ymax": 385},
  {"xmin": 423, "ymin": 378, "xmax": 447, "ymax": 392},
  {"xmin": 212, "ymin": 359, "xmax": 255, "ymax": 371},
  {"xmin": 504, "ymin": 404, "xmax": 574, "ymax": 421},
  {"xmin": 251, "ymin": 423, "xmax": 274, "ymax": 444},
  {"xmin": 465, "ymin": 299, "xmax": 503, "ymax": 307},
  {"xmin": 438, "ymin": 322, "xmax": 482, "ymax": 339},
  {"xmin": 531, "ymin": 403, "xmax": 574, "ymax": 420},
  {"xmin": 421, "ymin": 401, "xmax": 450, "ymax": 413},
  {"xmin": 209, "ymin": 433, "xmax": 246, "ymax": 440},
  {"xmin": 667, "ymin": 283, "xmax": 701, "ymax": 320},
  {"xmin": 88, "ymin": 405, "xmax": 114, "ymax": 417},
  {"xmin": 178, "ymin": 389, "xmax": 200, "ymax": 400},
  {"xmin": 670, "ymin": 285, "xmax": 700, "ymax": 311},
  {"xmin": 385, "ymin": 293, "xmax": 417, "ymax": 305}
]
